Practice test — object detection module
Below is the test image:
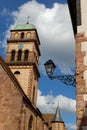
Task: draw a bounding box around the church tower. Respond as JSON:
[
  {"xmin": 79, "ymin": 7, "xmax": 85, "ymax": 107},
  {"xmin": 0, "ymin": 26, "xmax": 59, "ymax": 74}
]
[
  {"xmin": 6, "ymin": 23, "xmax": 41, "ymax": 107},
  {"xmin": 51, "ymin": 105, "xmax": 66, "ymax": 130}
]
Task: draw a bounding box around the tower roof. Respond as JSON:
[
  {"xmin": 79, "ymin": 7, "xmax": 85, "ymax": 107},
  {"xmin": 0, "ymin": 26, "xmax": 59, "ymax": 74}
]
[
  {"xmin": 13, "ymin": 23, "xmax": 36, "ymax": 30},
  {"xmin": 52, "ymin": 105, "xmax": 64, "ymax": 123}
]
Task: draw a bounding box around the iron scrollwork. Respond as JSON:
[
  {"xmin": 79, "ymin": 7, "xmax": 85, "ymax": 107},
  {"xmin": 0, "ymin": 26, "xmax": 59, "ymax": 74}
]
[{"xmin": 49, "ymin": 74, "xmax": 76, "ymax": 87}]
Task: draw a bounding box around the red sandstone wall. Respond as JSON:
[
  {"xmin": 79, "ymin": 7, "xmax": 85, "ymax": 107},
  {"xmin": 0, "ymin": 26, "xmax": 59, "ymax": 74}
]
[
  {"xmin": 37, "ymin": 116, "xmax": 44, "ymax": 130},
  {"xmin": 76, "ymin": 33, "xmax": 87, "ymax": 130},
  {"xmin": 0, "ymin": 64, "xmax": 23, "ymax": 130},
  {"xmin": 44, "ymin": 123, "xmax": 49, "ymax": 130}
]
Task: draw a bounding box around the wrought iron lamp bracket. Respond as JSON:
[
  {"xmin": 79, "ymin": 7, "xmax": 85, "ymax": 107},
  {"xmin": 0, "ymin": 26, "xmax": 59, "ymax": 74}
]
[
  {"xmin": 48, "ymin": 74, "xmax": 76, "ymax": 87},
  {"xmin": 44, "ymin": 59, "xmax": 76, "ymax": 87}
]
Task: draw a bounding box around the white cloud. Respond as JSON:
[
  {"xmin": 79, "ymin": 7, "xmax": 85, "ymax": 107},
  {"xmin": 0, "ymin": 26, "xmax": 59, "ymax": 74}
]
[
  {"xmin": 66, "ymin": 123, "xmax": 76, "ymax": 130},
  {"xmin": 0, "ymin": 2, "xmax": 76, "ymax": 127},
  {"xmin": 37, "ymin": 89, "xmax": 76, "ymax": 130},
  {"xmin": 1, "ymin": 0, "xmax": 75, "ymax": 74},
  {"xmin": 1, "ymin": 30, "xmax": 10, "ymax": 48},
  {"xmin": 37, "ymin": 89, "xmax": 76, "ymax": 114}
]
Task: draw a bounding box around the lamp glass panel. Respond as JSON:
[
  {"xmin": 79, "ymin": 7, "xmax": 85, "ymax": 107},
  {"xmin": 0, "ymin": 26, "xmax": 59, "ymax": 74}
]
[
  {"xmin": 51, "ymin": 64, "xmax": 55, "ymax": 74},
  {"xmin": 44, "ymin": 60, "xmax": 56, "ymax": 76}
]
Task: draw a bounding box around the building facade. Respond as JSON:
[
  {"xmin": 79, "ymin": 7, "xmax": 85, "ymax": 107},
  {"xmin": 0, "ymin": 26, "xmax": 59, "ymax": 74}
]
[
  {"xmin": 68, "ymin": 0, "xmax": 87, "ymax": 130},
  {"xmin": 0, "ymin": 23, "xmax": 66, "ymax": 130}
]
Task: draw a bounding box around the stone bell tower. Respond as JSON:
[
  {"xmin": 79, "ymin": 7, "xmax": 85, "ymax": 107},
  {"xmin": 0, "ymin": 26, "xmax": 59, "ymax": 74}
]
[{"xmin": 6, "ymin": 23, "xmax": 41, "ymax": 107}]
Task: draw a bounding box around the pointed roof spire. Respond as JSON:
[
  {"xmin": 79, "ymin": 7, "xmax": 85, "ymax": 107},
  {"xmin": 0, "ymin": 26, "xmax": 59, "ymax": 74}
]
[
  {"xmin": 27, "ymin": 16, "xmax": 30, "ymax": 24},
  {"xmin": 52, "ymin": 103, "xmax": 64, "ymax": 123}
]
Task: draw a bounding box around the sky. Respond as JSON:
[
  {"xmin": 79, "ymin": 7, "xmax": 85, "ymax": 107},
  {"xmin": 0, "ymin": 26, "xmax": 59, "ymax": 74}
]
[{"xmin": 0, "ymin": 0, "xmax": 76, "ymax": 130}]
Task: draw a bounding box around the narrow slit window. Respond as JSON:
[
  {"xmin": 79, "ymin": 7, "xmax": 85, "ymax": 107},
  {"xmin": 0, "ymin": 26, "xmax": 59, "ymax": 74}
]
[
  {"xmin": 17, "ymin": 50, "xmax": 22, "ymax": 61},
  {"xmin": 24, "ymin": 50, "xmax": 29, "ymax": 61},
  {"xmin": 32, "ymin": 87, "xmax": 35, "ymax": 104},
  {"xmin": 11, "ymin": 50, "xmax": 15, "ymax": 61},
  {"xmin": 20, "ymin": 32, "xmax": 24, "ymax": 39}
]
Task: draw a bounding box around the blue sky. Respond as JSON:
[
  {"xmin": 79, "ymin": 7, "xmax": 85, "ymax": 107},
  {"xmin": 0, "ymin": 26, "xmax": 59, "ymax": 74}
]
[{"xmin": 0, "ymin": 0, "xmax": 76, "ymax": 130}]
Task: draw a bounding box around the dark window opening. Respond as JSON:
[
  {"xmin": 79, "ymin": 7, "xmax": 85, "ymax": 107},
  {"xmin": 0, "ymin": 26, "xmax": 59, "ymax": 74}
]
[
  {"xmin": 17, "ymin": 50, "xmax": 22, "ymax": 61},
  {"xmin": 28, "ymin": 116, "xmax": 33, "ymax": 130},
  {"xmin": 20, "ymin": 32, "xmax": 24, "ymax": 39},
  {"xmin": 14, "ymin": 71, "xmax": 20, "ymax": 74},
  {"xmin": 11, "ymin": 50, "xmax": 15, "ymax": 61},
  {"xmin": 24, "ymin": 50, "xmax": 29, "ymax": 61},
  {"xmin": 32, "ymin": 87, "xmax": 35, "ymax": 104}
]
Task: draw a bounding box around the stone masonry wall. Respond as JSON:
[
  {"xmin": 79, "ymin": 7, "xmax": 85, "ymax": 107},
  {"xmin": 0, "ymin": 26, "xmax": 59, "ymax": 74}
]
[
  {"xmin": 36, "ymin": 116, "xmax": 44, "ymax": 130},
  {"xmin": 52, "ymin": 122, "xmax": 64, "ymax": 130},
  {"xmin": 0, "ymin": 64, "xmax": 23, "ymax": 130},
  {"xmin": 76, "ymin": 33, "xmax": 87, "ymax": 130}
]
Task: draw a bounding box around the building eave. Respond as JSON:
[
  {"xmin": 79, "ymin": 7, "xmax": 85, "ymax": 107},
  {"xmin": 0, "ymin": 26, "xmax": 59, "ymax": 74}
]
[{"xmin": 67, "ymin": 0, "xmax": 77, "ymax": 35}]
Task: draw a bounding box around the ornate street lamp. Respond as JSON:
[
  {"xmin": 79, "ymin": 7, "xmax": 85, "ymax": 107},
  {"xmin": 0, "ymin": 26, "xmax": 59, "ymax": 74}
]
[{"xmin": 44, "ymin": 60, "xmax": 76, "ymax": 87}]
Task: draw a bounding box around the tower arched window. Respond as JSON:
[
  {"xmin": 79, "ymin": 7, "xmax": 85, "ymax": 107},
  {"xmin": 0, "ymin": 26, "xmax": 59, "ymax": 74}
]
[
  {"xmin": 17, "ymin": 50, "xmax": 22, "ymax": 61},
  {"xmin": 24, "ymin": 50, "xmax": 29, "ymax": 61},
  {"xmin": 11, "ymin": 50, "xmax": 15, "ymax": 61},
  {"xmin": 20, "ymin": 32, "xmax": 24, "ymax": 39},
  {"xmin": 27, "ymin": 32, "xmax": 31, "ymax": 38},
  {"xmin": 28, "ymin": 116, "xmax": 33, "ymax": 130},
  {"xmin": 15, "ymin": 33, "xmax": 19, "ymax": 39}
]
